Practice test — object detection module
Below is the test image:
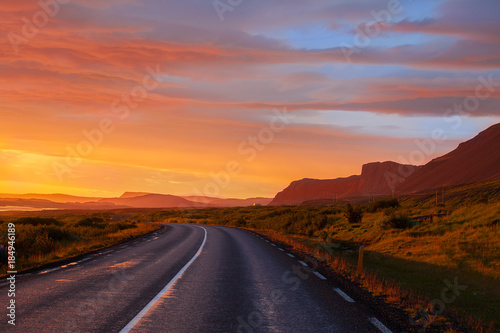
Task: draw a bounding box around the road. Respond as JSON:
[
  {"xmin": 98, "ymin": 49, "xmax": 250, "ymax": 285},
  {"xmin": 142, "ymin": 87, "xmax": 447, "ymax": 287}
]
[{"xmin": 0, "ymin": 224, "xmax": 397, "ymax": 332}]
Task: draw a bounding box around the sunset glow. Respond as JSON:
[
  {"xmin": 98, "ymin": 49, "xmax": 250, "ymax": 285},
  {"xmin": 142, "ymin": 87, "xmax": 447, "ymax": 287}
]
[{"xmin": 1, "ymin": 0, "xmax": 500, "ymax": 198}]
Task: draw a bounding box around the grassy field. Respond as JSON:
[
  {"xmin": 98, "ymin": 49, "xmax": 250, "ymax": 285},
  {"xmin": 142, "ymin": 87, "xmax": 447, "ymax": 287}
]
[{"xmin": 0, "ymin": 211, "xmax": 160, "ymax": 276}]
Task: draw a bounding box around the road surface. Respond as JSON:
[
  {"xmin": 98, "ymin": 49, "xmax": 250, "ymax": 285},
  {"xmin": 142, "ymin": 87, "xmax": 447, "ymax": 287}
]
[{"xmin": 0, "ymin": 224, "xmax": 397, "ymax": 332}]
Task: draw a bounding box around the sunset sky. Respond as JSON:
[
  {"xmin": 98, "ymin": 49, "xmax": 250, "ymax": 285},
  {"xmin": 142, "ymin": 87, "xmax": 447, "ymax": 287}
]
[{"xmin": 1, "ymin": 0, "xmax": 500, "ymax": 198}]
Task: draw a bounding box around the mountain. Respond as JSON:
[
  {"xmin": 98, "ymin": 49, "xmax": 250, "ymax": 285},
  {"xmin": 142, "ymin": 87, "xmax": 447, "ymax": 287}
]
[
  {"xmin": 98, "ymin": 193, "xmax": 211, "ymax": 208},
  {"xmin": 0, "ymin": 198, "xmax": 127, "ymax": 210},
  {"xmin": 269, "ymin": 161, "xmax": 417, "ymax": 206},
  {"xmin": 118, "ymin": 192, "xmax": 272, "ymax": 207},
  {"xmin": 183, "ymin": 196, "xmax": 272, "ymax": 207},
  {"xmin": 0, "ymin": 192, "xmax": 271, "ymax": 211},
  {"xmin": 119, "ymin": 192, "xmax": 151, "ymax": 199},
  {"xmin": 270, "ymin": 123, "xmax": 500, "ymax": 205},
  {"xmin": 0, "ymin": 193, "xmax": 102, "ymax": 203},
  {"xmin": 397, "ymin": 123, "xmax": 500, "ymax": 193}
]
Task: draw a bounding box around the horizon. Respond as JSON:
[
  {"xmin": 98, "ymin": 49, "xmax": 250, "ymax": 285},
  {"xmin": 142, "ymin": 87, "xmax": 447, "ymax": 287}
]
[{"xmin": 2, "ymin": 0, "xmax": 500, "ymax": 199}]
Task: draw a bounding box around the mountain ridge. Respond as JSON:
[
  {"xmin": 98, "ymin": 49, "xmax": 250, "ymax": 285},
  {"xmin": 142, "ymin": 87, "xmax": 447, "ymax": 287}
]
[{"xmin": 270, "ymin": 123, "xmax": 500, "ymax": 205}]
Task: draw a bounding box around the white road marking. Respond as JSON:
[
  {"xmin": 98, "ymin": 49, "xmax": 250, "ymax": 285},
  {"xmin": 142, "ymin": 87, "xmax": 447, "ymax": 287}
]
[
  {"xmin": 120, "ymin": 226, "xmax": 208, "ymax": 333},
  {"xmin": 39, "ymin": 267, "xmax": 62, "ymax": 275},
  {"xmin": 287, "ymin": 253, "xmax": 295, "ymax": 258},
  {"xmin": 334, "ymin": 288, "xmax": 355, "ymax": 303},
  {"xmin": 101, "ymin": 250, "xmax": 113, "ymax": 255},
  {"xmin": 271, "ymin": 243, "xmax": 276, "ymax": 247},
  {"xmin": 120, "ymin": 245, "xmax": 128, "ymax": 249},
  {"xmin": 278, "ymin": 248, "xmax": 284, "ymax": 251},
  {"xmin": 298, "ymin": 260, "xmax": 308, "ymax": 267},
  {"xmin": 314, "ymin": 271, "xmax": 327, "ymax": 280},
  {"xmin": 79, "ymin": 257, "xmax": 91, "ymax": 263},
  {"xmin": 265, "ymin": 240, "xmax": 270, "ymax": 243},
  {"xmin": 369, "ymin": 317, "xmax": 393, "ymax": 333}
]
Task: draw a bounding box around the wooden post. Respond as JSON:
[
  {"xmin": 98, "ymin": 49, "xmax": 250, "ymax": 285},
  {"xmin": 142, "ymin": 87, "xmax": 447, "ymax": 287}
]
[{"xmin": 357, "ymin": 245, "xmax": 365, "ymax": 274}]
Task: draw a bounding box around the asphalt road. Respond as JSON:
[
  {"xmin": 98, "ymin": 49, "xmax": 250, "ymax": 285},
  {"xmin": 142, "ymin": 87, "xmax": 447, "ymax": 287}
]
[{"xmin": 0, "ymin": 224, "xmax": 397, "ymax": 332}]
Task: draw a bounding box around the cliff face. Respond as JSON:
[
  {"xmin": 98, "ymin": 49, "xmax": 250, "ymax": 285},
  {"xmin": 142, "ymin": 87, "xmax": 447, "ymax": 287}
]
[
  {"xmin": 397, "ymin": 123, "xmax": 500, "ymax": 193},
  {"xmin": 269, "ymin": 161, "xmax": 417, "ymax": 206},
  {"xmin": 270, "ymin": 123, "xmax": 500, "ymax": 206}
]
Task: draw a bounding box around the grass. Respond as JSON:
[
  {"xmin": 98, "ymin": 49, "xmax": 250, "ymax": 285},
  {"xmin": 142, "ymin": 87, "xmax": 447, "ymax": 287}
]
[{"xmin": 0, "ymin": 213, "xmax": 160, "ymax": 276}]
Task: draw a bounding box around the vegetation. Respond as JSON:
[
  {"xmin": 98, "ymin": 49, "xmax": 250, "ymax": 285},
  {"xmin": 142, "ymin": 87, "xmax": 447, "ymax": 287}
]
[
  {"xmin": 1, "ymin": 179, "xmax": 499, "ymax": 331},
  {"xmin": 381, "ymin": 209, "xmax": 412, "ymax": 229},
  {"xmin": 344, "ymin": 203, "xmax": 364, "ymax": 224},
  {"xmin": 0, "ymin": 212, "xmax": 159, "ymax": 275},
  {"xmin": 126, "ymin": 179, "xmax": 500, "ymax": 332}
]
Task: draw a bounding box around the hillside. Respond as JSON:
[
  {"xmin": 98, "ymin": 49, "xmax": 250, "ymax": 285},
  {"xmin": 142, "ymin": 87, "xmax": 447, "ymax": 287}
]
[
  {"xmin": 397, "ymin": 123, "xmax": 500, "ymax": 193},
  {"xmin": 270, "ymin": 123, "xmax": 500, "ymax": 206},
  {"xmin": 269, "ymin": 161, "xmax": 417, "ymax": 205}
]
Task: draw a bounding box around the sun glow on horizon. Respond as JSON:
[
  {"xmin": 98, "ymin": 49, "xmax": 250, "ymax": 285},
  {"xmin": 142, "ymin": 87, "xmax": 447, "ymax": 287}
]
[{"xmin": 1, "ymin": 0, "xmax": 500, "ymax": 198}]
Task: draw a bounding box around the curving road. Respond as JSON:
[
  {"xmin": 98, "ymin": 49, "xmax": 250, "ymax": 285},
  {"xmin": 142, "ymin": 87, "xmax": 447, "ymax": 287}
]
[{"xmin": 0, "ymin": 224, "xmax": 397, "ymax": 332}]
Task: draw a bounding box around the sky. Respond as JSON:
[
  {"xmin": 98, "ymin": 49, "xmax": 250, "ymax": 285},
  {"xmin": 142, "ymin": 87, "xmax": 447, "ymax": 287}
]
[{"xmin": 1, "ymin": 0, "xmax": 500, "ymax": 198}]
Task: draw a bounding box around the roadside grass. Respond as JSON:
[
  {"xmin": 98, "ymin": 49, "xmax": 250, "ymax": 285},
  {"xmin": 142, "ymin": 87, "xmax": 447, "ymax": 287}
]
[{"xmin": 0, "ymin": 214, "xmax": 160, "ymax": 276}]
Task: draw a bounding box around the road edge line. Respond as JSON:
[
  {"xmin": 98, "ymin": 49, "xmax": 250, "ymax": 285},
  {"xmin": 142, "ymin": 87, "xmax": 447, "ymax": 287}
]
[{"xmin": 119, "ymin": 226, "xmax": 208, "ymax": 333}]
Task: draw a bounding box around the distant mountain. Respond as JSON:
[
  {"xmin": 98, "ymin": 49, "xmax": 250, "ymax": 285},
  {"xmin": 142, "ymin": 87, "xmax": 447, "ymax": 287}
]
[
  {"xmin": 397, "ymin": 123, "xmax": 500, "ymax": 193},
  {"xmin": 119, "ymin": 192, "xmax": 151, "ymax": 199},
  {"xmin": 0, "ymin": 198, "xmax": 127, "ymax": 210},
  {"xmin": 183, "ymin": 196, "xmax": 272, "ymax": 207},
  {"xmin": 269, "ymin": 161, "xmax": 417, "ymax": 206},
  {"xmin": 0, "ymin": 193, "xmax": 102, "ymax": 203},
  {"xmin": 98, "ymin": 193, "xmax": 211, "ymax": 208},
  {"xmin": 270, "ymin": 123, "xmax": 500, "ymax": 206},
  {"xmin": 0, "ymin": 192, "xmax": 271, "ymax": 211},
  {"xmin": 116, "ymin": 192, "xmax": 271, "ymax": 207}
]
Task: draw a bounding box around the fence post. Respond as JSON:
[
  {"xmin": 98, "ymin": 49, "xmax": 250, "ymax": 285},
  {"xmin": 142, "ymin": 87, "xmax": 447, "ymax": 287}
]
[{"xmin": 357, "ymin": 245, "xmax": 365, "ymax": 274}]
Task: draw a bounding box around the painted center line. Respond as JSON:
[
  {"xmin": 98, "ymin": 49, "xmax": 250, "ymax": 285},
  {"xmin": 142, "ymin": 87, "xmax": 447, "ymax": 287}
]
[
  {"xmin": 287, "ymin": 253, "xmax": 295, "ymax": 258},
  {"xmin": 334, "ymin": 288, "xmax": 355, "ymax": 303},
  {"xmin": 271, "ymin": 243, "xmax": 276, "ymax": 247},
  {"xmin": 278, "ymin": 248, "xmax": 285, "ymax": 251},
  {"xmin": 298, "ymin": 260, "xmax": 308, "ymax": 267},
  {"xmin": 314, "ymin": 271, "xmax": 327, "ymax": 280},
  {"xmin": 120, "ymin": 226, "xmax": 208, "ymax": 333},
  {"xmin": 368, "ymin": 317, "xmax": 393, "ymax": 333}
]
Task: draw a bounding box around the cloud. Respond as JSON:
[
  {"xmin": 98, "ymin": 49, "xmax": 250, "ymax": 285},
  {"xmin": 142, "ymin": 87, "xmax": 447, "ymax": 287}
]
[{"xmin": 1, "ymin": 0, "xmax": 499, "ymax": 197}]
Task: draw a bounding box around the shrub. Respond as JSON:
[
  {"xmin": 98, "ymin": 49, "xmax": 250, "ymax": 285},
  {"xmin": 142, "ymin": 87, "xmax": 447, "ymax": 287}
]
[
  {"xmin": 344, "ymin": 203, "xmax": 363, "ymax": 224},
  {"xmin": 75, "ymin": 217, "xmax": 106, "ymax": 229},
  {"xmin": 234, "ymin": 217, "xmax": 247, "ymax": 227},
  {"xmin": 16, "ymin": 217, "xmax": 62, "ymax": 226},
  {"xmin": 381, "ymin": 210, "xmax": 412, "ymax": 229},
  {"xmin": 367, "ymin": 198, "xmax": 400, "ymax": 213}
]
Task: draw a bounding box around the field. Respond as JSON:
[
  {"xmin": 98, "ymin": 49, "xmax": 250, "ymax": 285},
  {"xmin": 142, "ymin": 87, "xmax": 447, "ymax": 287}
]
[{"xmin": 0, "ymin": 211, "xmax": 160, "ymax": 276}]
